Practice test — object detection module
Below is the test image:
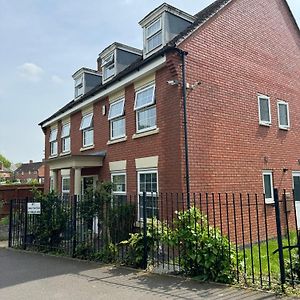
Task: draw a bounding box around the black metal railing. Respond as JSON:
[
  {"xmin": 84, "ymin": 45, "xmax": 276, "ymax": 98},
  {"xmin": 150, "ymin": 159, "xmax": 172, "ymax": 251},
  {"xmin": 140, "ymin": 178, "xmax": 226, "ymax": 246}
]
[{"xmin": 7, "ymin": 189, "xmax": 300, "ymax": 290}]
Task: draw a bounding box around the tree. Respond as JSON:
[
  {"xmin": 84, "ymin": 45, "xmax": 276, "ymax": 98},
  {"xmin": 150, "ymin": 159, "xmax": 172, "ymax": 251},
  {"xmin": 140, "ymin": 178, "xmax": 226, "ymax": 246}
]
[{"xmin": 0, "ymin": 154, "xmax": 11, "ymax": 169}]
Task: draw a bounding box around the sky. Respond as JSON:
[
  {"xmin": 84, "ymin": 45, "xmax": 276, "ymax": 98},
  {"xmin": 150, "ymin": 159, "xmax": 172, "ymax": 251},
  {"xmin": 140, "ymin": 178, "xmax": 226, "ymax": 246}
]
[{"xmin": 0, "ymin": 0, "xmax": 299, "ymax": 164}]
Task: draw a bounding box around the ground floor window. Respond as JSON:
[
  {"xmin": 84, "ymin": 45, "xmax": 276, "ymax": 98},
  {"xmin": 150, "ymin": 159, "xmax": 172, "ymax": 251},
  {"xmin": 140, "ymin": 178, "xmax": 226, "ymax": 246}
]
[
  {"xmin": 138, "ymin": 169, "xmax": 158, "ymax": 219},
  {"xmin": 262, "ymin": 171, "xmax": 274, "ymax": 204},
  {"xmin": 111, "ymin": 172, "xmax": 126, "ymax": 204},
  {"xmin": 61, "ymin": 176, "xmax": 70, "ymax": 200}
]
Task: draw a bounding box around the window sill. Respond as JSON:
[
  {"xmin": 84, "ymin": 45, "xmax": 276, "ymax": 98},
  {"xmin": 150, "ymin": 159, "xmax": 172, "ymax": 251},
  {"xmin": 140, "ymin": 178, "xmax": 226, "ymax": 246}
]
[
  {"xmin": 60, "ymin": 151, "xmax": 71, "ymax": 156},
  {"xmin": 279, "ymin": 126, "xmax": 289, "ymax": 131},
  {"xmin": 132, "ymin": 128, "xmax": 159, "ymax": 139},
  {"xmin": 48, "ymin": 155, "xmax": 58, "ymax": 159},
  {"xmin": 80, "ymin": 145, "xmax": 95, "ymax": 152},
  {"xmin": 265, "ymin": 200, "xmax": 275, "ymax": 205},
  {"xmin": 259, "ymin": 122, "xmax": 271, "ymax": 127},
  {"xmin": 107, "ymin": 136, "xmax": 127, "ymax": 145}
]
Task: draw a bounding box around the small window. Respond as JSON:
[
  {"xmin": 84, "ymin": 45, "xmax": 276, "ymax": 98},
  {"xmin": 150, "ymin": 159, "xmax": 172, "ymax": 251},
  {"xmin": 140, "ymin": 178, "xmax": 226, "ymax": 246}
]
[
  {"xmin": 138, "ymin": 169, "xmax": 158, "ymax": 219},
  {"xmin": 49, "ymin": 128, "xmax": 58, "ymax": 156},
  {"xmin": 145, "ymin": 19, "xmax": 162, "ymax": 53},
  {"xmin": 61, "ymin": 123, "xmax": 71, "ymax": 153},
  {"xmin": 111, "ymin": 173, "xmax": 126, "ymax": 203},
  {"xmin": 80, "ymin": 113, "xmax": 94, "ymax": 147},
  {"xmin": 75, "ymin": 75, "xmax": 84, "ymax": 98},
  {"xmin": 102, "ymin": 53, "xmax": 115, "ymax": 81},
  {"xmin": 109, "ymin": 99, "xmax": 126, "ymax": 140},
  {"xmin": 277, "ymin": 101, "xmax": 290, "ymax": 129},
  {"xmin": 258, "ymin": 95, "xmax": 271, "ymax": 126},
  {"xmin": 263, "ymin": 171, "xmax": 274, "ymax": 204},
  {"xmin": 61, "ymin": 176, "xmax": 70, "ymax": 200}
]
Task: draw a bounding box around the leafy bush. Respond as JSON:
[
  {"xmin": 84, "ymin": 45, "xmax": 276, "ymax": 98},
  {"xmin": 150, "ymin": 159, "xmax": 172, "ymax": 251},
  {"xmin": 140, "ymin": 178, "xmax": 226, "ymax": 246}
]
[
  {"xmin": 170, "ymin": 207, "xmax": 237, "ymax": 283},
  {"xmin": 285, "ymin": 251, "xmax": 300, "ymax": 283},
  {"xmin": 74, "ymin": 242, "xmax": 95, "ymax": 260},
  {"xmin": 93, "ymin": 243, "xmax": 118, "ymax": 263},
  {"xmin": 0, "ymin": 216, "xmax": 9, "ymax": 225}
]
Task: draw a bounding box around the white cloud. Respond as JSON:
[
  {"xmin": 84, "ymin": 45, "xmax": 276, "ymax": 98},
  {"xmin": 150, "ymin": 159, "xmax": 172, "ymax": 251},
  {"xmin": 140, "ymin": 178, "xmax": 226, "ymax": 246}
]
[
  {"xmin": 51, "ymin": 75, "xmax": 64, "ymax": 84},
  {"xmin": 17, "ymin": 62, "xmax": 44, "ymax": 82}
]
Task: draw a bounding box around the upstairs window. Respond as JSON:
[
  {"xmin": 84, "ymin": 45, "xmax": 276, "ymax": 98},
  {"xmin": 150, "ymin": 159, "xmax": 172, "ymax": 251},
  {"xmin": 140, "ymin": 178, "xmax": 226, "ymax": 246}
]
[
  {"xmin": 49, "ymin": 128, "xmax": 58, "ymax": 156},
  {"xmin": 146, "ymin": 18, "xmax": 162, "ymax": 53},
  {"xmin": 258, "ymin": 95, "xmax": 271, "ymax": 126},
  {"xmin": 75, "ymin": 75, "xmax": 84, "ymax": 98},
  {"xmin": 102, "ymin": 53, "xmax": 115, "ymax": 81},
  {"xmin": 263, "ymin": 171, "xmax": 274, "ymax": 204},
  {"xmin": 134, "ymin": 84, "xmax": 156, "ymax": 133},
  {"xmin": 277, "ymin": 101, "xmax": 290, "ymax": 130},
  {"xmin": 61, "ymin": 123, "xmax": 71, "ymax": 153},
  {"xmin": 108, "ymin": 98, "xmax": 125, "ymax": 140},
  {"xmin": 80, "ymin": 113, "xmax": 94, "ymax": 147}
]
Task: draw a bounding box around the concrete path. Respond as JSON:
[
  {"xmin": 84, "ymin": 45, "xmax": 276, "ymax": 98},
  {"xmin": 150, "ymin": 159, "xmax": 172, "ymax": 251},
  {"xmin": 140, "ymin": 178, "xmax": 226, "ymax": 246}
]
[{"xmin": 0, "ymin": 245, "xmax": 289, "ymax": 300}]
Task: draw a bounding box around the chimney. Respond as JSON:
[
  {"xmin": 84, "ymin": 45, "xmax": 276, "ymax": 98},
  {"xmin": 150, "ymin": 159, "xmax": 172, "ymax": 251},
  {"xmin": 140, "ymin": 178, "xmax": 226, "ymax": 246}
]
[{"xmin": 29, "ymin": 160, "xmax": 33, "ymax": 163}]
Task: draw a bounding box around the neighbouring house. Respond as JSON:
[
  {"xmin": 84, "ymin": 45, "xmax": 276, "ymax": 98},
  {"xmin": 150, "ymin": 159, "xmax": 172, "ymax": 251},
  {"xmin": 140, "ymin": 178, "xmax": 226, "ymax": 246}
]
[
  {"xmin": 0, "ymin": 163, "xmax": 12, "ymax": 182},
  {"xmin": 14, "ymin": 160, "xmax": 45, "ymax": 184},
  {"xmin": 39, "ymin": 0, "xmax": 299, "ymax": 228}
]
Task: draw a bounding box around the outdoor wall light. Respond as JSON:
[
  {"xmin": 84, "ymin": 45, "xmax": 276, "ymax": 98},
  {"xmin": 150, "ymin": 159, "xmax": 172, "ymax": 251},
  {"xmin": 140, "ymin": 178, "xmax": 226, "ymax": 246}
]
[{"xmin": 167, "ymin": 80, "xmax": 180, "ymax": 86}]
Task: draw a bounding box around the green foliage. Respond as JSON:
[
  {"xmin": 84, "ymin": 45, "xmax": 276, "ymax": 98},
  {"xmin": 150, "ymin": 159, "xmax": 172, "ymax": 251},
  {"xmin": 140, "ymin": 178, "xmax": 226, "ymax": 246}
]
[
  {"xmin": 30, "ymin": 191, "xmax": 69, "ymax": 249},
  {"xmin": 0, "ymin": 154, "xmax": 11, "ymax": 169},
  {"xmin": 0, "ymin": 216, "xmax": 9, "ymax": 225},
  {"xmin": 74, "ymin": 242, "xmax": 95, "ymax": 260},
  {"xmin": 93, "ymin": 243, "xmax": 118, "ymax": 263},
  {"xmin": 285, "ymin": 251, "xmax": 300, "ymax": 283},
  {"xmin": 170, "ymin": 207, "xmax": 237, "ymax": 283}
]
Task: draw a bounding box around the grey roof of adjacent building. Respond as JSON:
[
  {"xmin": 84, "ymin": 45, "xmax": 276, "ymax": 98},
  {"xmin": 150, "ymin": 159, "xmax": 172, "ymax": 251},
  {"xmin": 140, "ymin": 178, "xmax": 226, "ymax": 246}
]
[
  {"xmin": 39, "ymin": 0, "xmax": 299, "ymax": 127},
  {"xmin": 15, "ymin": 162, "xmax": 43, "ymax": 174}
]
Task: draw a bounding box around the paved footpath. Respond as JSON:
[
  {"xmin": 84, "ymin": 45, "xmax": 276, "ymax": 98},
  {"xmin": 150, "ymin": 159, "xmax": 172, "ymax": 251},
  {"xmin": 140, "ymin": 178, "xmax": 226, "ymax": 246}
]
[{"xmin": 0, "ymin": 243, "xmax": 290, "ymax": 300}]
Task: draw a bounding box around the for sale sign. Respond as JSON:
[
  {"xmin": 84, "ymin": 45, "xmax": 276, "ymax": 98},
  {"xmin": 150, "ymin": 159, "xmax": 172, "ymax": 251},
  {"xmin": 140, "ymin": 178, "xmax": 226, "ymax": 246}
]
[{"xmin": 27, "ymin": 202, "xmax": 41, "ymax": 215}]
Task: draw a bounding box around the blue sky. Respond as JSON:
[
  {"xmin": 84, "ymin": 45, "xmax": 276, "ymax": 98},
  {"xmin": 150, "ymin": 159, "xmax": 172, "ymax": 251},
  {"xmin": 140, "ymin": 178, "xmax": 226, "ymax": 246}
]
[{"xmin": 0, "ymin": 0, "xmax": 299, "ymax": 163}]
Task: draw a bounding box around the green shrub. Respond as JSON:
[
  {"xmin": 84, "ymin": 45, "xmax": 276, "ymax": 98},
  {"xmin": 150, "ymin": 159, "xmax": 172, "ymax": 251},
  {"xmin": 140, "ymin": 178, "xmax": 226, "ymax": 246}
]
[
  {"xmin": 93, "ymin": 243, "xmax": 118, "ymax": 263},
  {"xmin": 0, "ymin": 216, "xmax": 9, "ymax": 225},
  {"xmin": 74, "ymin": 242, "xmax": 95, "ymax": 260},
  {"xmin": 285, "ymin": 251, "xmax": 300, "ymax": 284},
  {"xmin": 170, "ymin": 207, "xmax": 237, "ymax": 283}
]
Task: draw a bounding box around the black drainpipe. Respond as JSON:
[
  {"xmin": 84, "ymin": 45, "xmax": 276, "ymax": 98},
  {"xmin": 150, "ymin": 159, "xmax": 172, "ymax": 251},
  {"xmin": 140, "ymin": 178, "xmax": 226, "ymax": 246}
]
[{"xmin": 175, "ymin": 48, "xmax": 190, "ymax": 209}]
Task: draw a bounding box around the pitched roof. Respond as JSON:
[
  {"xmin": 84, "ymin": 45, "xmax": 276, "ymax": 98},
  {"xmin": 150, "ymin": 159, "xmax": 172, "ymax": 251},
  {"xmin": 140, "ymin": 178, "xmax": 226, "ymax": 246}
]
[{"xmin": 15, "ymin": 162, "xmax": 43, "ymax": 174}]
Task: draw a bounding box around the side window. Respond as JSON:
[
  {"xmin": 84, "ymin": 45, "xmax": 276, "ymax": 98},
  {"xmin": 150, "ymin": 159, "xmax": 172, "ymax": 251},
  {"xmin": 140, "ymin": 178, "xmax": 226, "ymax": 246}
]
[
  {"xmin": 262, "ymin": 171, "xmax": 274, "ymax": 204},
  {"xmin": 258, "ymin": 95, "xmax": 271, "ymax": 126},
  {"xmin": 61, "ymin": 123, "xmax": 71, "ymax": 153},
  {"xmin": 61, "ymin": 176, "xmax": 70, "ymax": 200},
  {"xmin": 80, "ymin": 113, "xmax": 94, "ymax": 148},
  {"xmin": 134, "ymin": 84, "xmax": 156, "ymax": 133},
  {"xmin": 277, "ymin": 101, "xmax": 290, "ymax": 130},
  {"xmin": 111, "ymin": 173, "xmax": 126, "ymax": 203},
  {"xmin": 49, "ymin": 128, "xmax": 58, "ymax": 156},
  {"xmin": 108, "ymin": 98, "xmax": 125, "ymax": 140}
]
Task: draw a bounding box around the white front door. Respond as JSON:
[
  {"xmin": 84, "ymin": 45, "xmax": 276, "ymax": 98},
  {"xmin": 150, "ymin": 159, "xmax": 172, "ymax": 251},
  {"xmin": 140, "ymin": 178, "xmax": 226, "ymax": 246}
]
[{"xmin": 292, "ymin": 172, "xmax": 300, "ymax": 229}]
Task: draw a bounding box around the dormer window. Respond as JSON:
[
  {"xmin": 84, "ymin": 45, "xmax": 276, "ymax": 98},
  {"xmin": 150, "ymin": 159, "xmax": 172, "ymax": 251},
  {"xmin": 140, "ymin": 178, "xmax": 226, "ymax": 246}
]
[
  {"xmin": 75, "ymin": 75, "xmax": 84, "ymax": 98},
  {"xmin": 102, "ymin": 53, "xmax": 115, "ymax": 81},
  {"xmin": 146, "ymin": 18, "xmax": 162, "ymax": 53}
]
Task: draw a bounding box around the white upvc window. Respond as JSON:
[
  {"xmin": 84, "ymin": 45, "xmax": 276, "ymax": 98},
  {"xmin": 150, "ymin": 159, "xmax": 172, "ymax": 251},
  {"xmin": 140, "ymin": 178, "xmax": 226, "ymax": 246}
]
[
  {"xmin": 80, "ymin": 113, "xmax": 94, "ymax": 147},
  {"xmin": 50, "ymin": 177, "xmax": 54, "ymax": 192},
  {"xmin": 61, "ymin": 123, "xmax": 71, "ymax": 153},
  {"xmin": 134, "ymin": 84, "xmax": 156, "ymax": 133},
  {"xmin": 61, "ymin": 176, "xmax": 70, "ymax": 200},
  {"xmin": 262, "ymin": 171, "xmax": 274, "ymax": 204},
  {"xmin": 102, "ymin": 53, "xmax": 115, "ymax": 81},
  {"xmin": 49, "ymin": 128, "xmax": 58, "ymax": 156},
  {"xmin": 75, "ymin": 75, "xmax": 84, "ymax": 98},
  {"xmin": 277, "ymin": 100, "xmax": 290, "ymax": 130},
  {"xmin": 258, "ymin": 95, "xmax": 271, "ymax": 126},
  {"xmin": 145, "ymin": 18, "xmax": 162, "ymax": 53},
  {"xmin": 111, "ymin": 172, "xmax": 126, "ymax": 203},
  {"xmin": 108, "ymin": 98, "xmax": 125, "ymax": 140},
  {"xmin": 137, "ymin": 169, "xmax": 158, "ymax": 220}
]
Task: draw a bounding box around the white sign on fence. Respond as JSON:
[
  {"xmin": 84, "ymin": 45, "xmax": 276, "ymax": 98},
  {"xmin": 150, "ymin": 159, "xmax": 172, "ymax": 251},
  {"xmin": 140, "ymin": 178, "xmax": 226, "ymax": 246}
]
[{"xmin": 27, "ymin": 202, "xmax": 41, "ymax": 215}]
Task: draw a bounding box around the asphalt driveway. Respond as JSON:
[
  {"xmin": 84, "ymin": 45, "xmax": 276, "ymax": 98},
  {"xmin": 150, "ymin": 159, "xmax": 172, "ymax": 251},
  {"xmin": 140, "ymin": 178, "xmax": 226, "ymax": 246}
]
[{"xmin": 0, "ymin": 243, "xmax": 288, "ymax": 300}]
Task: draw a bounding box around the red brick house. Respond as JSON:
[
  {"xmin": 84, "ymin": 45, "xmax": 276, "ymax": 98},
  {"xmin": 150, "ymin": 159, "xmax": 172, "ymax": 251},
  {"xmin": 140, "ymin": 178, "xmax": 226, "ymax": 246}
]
[
  {"xmin": 39, "ymin": 0, "xmax": 299, "ymax": 220},
  {"xmin": 14, "ymin": 160, "xmax": 45, "ymax": 184}
]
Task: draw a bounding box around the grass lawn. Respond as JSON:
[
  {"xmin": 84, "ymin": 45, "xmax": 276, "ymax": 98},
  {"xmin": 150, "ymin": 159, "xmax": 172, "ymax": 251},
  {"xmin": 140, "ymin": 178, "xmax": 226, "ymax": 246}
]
[{"xmin": 241, "ymin": 231, "xmax": 299, "ymax": 286}]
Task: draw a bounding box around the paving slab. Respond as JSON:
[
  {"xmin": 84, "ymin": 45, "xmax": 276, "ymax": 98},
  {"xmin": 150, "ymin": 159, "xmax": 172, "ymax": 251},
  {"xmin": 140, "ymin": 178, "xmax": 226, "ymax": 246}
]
[{"xmin": 0, "ymin": 248, "xmax": 293, "ymax": 300}]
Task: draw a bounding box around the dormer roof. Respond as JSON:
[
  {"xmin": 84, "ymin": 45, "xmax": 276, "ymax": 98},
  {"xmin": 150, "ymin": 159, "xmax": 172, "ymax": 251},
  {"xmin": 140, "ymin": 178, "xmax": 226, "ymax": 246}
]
[
  {"xmin": 99, "ymin": 42, "xmax": 142, "ymax": 58},
  {"xmin": 72, "ymin": 67, "xmax": 100, "ymax": 79}
]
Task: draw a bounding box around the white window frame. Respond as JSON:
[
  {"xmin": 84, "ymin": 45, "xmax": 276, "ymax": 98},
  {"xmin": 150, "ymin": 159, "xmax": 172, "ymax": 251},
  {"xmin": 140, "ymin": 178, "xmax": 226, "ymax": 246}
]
[
  {"xmin": 108, "ymin": 98, "xmax": 125, "ymax": 120},
  {"xmin": 134, "ymin": 84, "xmax": 157, "ymax": 134},
  {"xmin": 137, "ymin": 169, "xmax": 158, "ymax": 220},
  {"xmin": 75, "ymin": 75, "xmax": 84, "ymax": 98},
  {"xmin": 80, "ymin": 113, "xmax": 94, "ymax": 148},
  {"xmin": 262, "ymin": 171, "xmax": 274, "ymax": 204},
  {"xmin": 49, "ymin": 128, "xmax": 58, "ymax": 156},
  {"xmin": 109, "ymin": 98, "xmax": 126, "ymax": 140},
  {"xmin": 258, "ymin": 95, "xmax": 271, "ymax": 126},
  {"xmin": 61, "ymin": 176, "xmax": 70, "ymax": 199},
  {"xmin": 61, "ymin": 123, "xmax": 71, "ymax": 153},
  {"xmin": 102, "ymin": 52, "xmax": 115, "ymax": 81},
  {"xmin": 111, "ymin": 172, "xmax": 126, "ymax": 195},
  {"xmin": 145, "ymin": 18, "xmax": 163, "ymax": 53},
  {"xmin": 277, "ymin": 100, "xmax": 290, "ymax": 130},
  {"xmin": 50, "ymin": 177, "xmax": 54, "ymax": 192}
]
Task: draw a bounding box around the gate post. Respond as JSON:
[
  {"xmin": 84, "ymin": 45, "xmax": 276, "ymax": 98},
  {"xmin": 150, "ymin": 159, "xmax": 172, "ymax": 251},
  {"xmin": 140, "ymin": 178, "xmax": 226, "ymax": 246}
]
[
  {"xmin": 274, "ymin": 188, "xmax": 286, "ymax": 288},
  {"xmin": 142, "ymin": 192, "xmax": 148, "ymax": 269},
  {"xmin": 8, "ymin": 200, "xmax": 13, "ymax": 248},
  {"xmin": 72, "ymin": 195, "xmax": 77, "ymax": 258},
  {"xmin": 23, "ymin": 197, "xmax": 28, "ymax": 250}
]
